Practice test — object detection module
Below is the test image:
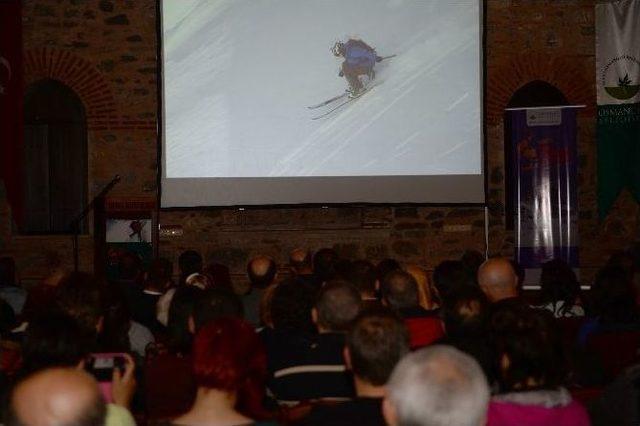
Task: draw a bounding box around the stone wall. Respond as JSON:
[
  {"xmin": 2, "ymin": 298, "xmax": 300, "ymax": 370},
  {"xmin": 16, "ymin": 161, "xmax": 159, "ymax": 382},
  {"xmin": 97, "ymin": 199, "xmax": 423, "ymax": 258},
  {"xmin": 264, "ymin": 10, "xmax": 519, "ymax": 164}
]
[{"xmin": 0, "ymin": 0, "xmax": 638, "ymax": 284}]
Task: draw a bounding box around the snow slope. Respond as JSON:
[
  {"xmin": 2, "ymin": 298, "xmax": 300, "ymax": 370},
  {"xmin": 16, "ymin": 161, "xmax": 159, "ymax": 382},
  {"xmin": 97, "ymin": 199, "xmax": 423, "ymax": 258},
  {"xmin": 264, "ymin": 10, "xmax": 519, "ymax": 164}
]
[{"xmin": 163, "ymin": 0, "xmax": 482, "ymax": 178}]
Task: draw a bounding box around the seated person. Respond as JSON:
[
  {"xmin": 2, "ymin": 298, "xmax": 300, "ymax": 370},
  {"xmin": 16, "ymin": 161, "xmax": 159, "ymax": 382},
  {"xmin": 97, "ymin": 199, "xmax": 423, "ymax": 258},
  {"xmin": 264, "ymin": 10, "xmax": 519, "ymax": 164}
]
[
  {"xmin": 488, "ymin": 304, "xmax": 589, "ymax": 426},
  {"xmin": 302, "ymin": 308, "xmax": 409, "ymax": 425},
  {"xmin": 146, "ymin": 287, "xmax": 242, "ymax": 420},
  {"xmin": 268, "ymin": 280, "xmax": 361, "ymax": 404},
  {"xmin": 383, "ymin": 345, "xmax": 489, "ymax": 426},
  {"xmin": 534, "ymin": 259, "xmax": 584, "ymax": 318},
  {"xmin": 163, "ymin": 318, "xmax": 274, "ymax": 425},
  {"xmin": 381, "ymin": 270, "xmax": 443, "ymax": 349}
]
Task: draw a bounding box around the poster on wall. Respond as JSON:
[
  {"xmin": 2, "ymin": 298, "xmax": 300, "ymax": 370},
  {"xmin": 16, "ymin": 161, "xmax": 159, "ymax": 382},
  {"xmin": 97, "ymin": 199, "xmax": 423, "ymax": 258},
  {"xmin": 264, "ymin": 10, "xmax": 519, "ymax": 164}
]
[{"xmin": 507, "ymin": 107, "xmax": 580, "ymax": 284}]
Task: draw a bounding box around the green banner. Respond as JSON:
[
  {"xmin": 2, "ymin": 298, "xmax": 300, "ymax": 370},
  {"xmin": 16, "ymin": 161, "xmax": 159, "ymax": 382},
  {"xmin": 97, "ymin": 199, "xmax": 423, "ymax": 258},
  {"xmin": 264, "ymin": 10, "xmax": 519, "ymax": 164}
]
[{"xmin": 596, "ymin": 0, "xmax": 640, "ymax": 218}]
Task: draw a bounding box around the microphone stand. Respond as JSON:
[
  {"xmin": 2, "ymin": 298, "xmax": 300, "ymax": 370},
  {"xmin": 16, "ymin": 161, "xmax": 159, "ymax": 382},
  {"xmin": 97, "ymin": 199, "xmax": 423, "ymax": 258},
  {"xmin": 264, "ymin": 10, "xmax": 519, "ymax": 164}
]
[{"xmin": 69, "ymin": 175, "xmax": 121, "ymax": 272}]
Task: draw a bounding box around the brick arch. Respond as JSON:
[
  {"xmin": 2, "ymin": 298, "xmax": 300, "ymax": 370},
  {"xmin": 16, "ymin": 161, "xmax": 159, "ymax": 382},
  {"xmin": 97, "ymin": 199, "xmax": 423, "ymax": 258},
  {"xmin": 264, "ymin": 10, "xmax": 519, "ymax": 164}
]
[
  {"xmin": 486, "ymin": 53, "xmax": 595, "ymax": 124},
  {"xmin": 23, "ymin": 47, "xmax": 118, "ymax": 130}
]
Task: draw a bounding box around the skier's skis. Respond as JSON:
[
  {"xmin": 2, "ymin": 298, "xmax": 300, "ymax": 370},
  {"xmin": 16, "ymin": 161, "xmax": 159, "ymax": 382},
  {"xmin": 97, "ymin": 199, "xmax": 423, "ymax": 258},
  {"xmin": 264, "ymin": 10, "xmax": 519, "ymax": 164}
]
[
  {"xmin": 311, "ymin": 84, "xmax": 377, "ymax": 120},
  {"xmin": 307, "ymin": 92, "xmax": 349, "ymax": 109}
]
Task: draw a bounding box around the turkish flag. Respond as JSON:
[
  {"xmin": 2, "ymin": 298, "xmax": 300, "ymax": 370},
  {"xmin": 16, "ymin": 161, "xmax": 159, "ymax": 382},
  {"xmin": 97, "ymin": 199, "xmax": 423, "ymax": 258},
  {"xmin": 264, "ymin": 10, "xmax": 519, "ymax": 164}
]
[{"xmin": 0, "ymin": 0, "xmax": 23, "ymax": 226}]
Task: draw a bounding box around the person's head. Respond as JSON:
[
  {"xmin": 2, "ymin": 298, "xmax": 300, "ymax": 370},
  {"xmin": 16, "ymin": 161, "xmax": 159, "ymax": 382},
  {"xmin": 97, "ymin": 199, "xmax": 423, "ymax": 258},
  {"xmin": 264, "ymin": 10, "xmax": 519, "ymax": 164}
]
[
  {"xmin": 384, "ymin": 345, "xmax": 490, "ymax": 426},
  {"xmin": 7, "ymin": 368, "xmax": 105, "ymax": 426},
  {"xmin": 99, "ymin": 289, "xmax": 132, "ymax": 353},
  {"xmin": 405, "ymin": 264, "xmax": 436, "ymax": 310},
  {"xmin": 589, "ymin": 265, "xmax": 639, "ymax": 324},
  {"xmin": 347, "ymin": 260, "xmax": 377, "ymax": 299},
  {"xmin": 442, "ymin": 285, "xmax": 488, "ymax": 338},
  {"xmin": 21, "ymin": 311, "xmax": 89, "ymax": 376},
  {"xmin": 460, "ymin": 250, "xmax": 485, "ymax": 283},
  {"xmin": 313, "ymin": 248, "xmax": 339, "ymax": 283},
  {"xmin": 432, "ymin": 260, "xmax": 474, "ymax": 307},
  {"xmin": 185, "ymin": 273, "xmax": 212, "ymax": 290},
  {"xmin": 178, "ymin": 250, "xmax": 203, "ymax": 281},
  {"xmin": 247, "ymin": 256, "xmax": 277, "ymax": 290},
  {"xmin": 538, "ymin": 258, "xmax": 580, "ymax": 310},
  {"xmin": 0, "ymin": 256, "xmax": 17, "ymax": 287},
  {"xmin": 290, "ymin": 248, "xmax": 313, "ymax": 275},
  {"xmin": 375, "ymin": 258, "xmax": 401, "ymax": 286},
  {"xmin": 117, "ymin": 251, "xmax": 142, "ymax": 281},
  {"xmin": 270, "ymin": 279, "xmax": 315, "ymax": 333},
  {"xmin": 55, "ymin": 272, "xmax": 105, "ymax": 340},
  {"xmin": 167, "ymin": 285, "xmax": 205, "ymax": 354},
  {"xmin": 203, "ymin": 262, "xmax": 232, "ymax": 289},
  {"xmin": 192, "ymin": 318, "xmax": 267, "ymax": 419},
  {"xmin": 313, "ymin": 280, "xmax": 361, "ymax": 333},
  {"xmin": 346, "ymin": 309, "xmax": 409, "ymax": 387},
  {"xmin": 489, "ymin": 304, "xmax": 564, "ymax": 392},
  {"xmin": 477, "ymin": 258, "xmax": 519, "ymax": 303},
  {"xmin": 191, "ymin": 287, "xmax": 244, "ymax": 332},
  {"xmin": 145, "ymin": 258, "xmax": 173, "ymax": 292},
  {"xmin": 381, "ymin": 270, "xmax": 419, "ymax": 312},
  {"xmin": 331, "ymin": 41, "xmax": 345, "ymax": 57}
]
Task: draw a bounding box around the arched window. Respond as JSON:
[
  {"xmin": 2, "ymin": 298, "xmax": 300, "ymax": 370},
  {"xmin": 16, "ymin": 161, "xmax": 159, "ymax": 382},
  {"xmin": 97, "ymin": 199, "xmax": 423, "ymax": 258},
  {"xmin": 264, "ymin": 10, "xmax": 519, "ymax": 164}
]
[
  {"xmin": 504, "ymin": 80, "xmax": 568, "ymax": 229},
  {"xmin": 23, "ymin": 79, "xmax": 87, "ymax": 234}
]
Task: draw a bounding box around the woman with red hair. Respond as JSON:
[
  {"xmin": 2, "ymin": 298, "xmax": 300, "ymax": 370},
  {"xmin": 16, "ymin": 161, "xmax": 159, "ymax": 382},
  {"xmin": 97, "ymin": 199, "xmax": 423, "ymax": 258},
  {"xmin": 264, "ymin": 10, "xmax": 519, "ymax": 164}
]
[{"xmin": 170, "ymin": 317, "xmax": 272, "ymax": 426}]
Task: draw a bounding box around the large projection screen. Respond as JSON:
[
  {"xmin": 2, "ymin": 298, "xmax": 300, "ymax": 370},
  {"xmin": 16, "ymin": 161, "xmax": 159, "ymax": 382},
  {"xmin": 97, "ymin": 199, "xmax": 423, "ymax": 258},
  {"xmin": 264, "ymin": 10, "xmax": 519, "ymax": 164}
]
[{"xmin": 160, "ymin": 0, "xmax": 484, "ymax": 207}]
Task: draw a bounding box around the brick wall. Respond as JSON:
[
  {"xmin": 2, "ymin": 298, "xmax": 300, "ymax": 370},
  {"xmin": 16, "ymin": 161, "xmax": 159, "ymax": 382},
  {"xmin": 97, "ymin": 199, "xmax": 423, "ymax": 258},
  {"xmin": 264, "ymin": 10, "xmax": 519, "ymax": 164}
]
[{"xmin": 0, "ymin": 0, "xmax": 637, "ymax": 284}]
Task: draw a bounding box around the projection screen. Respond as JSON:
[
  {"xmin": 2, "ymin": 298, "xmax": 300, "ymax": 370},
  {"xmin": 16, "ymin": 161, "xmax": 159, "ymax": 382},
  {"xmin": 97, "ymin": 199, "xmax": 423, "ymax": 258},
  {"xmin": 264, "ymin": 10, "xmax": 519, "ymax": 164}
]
[{"xmin": 160, "ymin": 0, "xmax": 484, "ymax": 207}]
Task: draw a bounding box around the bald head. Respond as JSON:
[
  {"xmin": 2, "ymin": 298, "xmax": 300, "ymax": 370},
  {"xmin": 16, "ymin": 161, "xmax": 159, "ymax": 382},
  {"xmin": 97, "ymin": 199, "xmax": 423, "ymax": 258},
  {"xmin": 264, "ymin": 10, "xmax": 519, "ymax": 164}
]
[
  {"xmin": 290, "ymin": 248, "xmax": 312, "ymax": 274},
  {"xmin": 9, "ymin": 368, "xmax": 105, "ymax": 426},
  {"xmin": 247, "ymin": 255, "xmax": 277, "ymax": 289},
  {"xmin": 477, "ymin": 258, "xmax": 518, "ymax": 302}
]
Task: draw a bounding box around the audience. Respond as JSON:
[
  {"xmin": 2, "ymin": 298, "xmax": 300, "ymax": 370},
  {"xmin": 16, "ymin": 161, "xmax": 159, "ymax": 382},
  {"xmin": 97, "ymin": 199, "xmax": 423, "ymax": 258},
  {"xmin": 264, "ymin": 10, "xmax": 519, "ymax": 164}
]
[
  {"xmin": 166, "ymin": 318, "xmax": 270, "ymax": 426},
  {"xmin": 346, "ymin": 260, "xmax": 379, "ymax": 309},
  {"xmin": 488, "ymin": 304, "xmax": 589, "ymax": 425},
  {"xmin": 6, "ymin": 244, "xmax": 640, "ymax": 425},
  {"xmin": 269, "ymin": 280, "xmax": 360, "ymax": 403},
  {"xmin": 7, "ymin": 368, "xmax": 107, "ymax": 426},
  {"xmin": 302, "ymin": 308, "xmax": 409, "ymax": 425},
  {"xmin": 313, "ymin": 248, "xmax": 339, "ymax": 285},
  {"xmin": 290, "ymin": 248, "xmax": 319, "ymax": 288},
  {"xmin": 243, "ymin": 255, "xmax": 278, "ymax": 327},
  {"xmin": 535, "ymin": 258, "xmax": 584, "ymax": 318},
  {"xmin": 383, "ymin": 345, "xmax": 490, "ymax": 426},
  {"xmin": 381, "ymin": 269, "xmax": 443, "ymax": 349},
  {"xmin": 432, "ymin": 259, "xmax": 474, "ymax": 307},
  {"xmin": 478, "ymin": 257, "xmax": 520, "ymax": 304}
]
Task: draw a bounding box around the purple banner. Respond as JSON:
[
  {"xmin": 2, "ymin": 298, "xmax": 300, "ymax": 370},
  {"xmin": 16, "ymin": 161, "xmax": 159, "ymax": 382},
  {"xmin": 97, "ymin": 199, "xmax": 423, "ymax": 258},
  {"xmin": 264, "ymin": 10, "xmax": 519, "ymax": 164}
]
[{"xmin": 508, "ymin": 107, "xmax": 579, "ymax": 270}]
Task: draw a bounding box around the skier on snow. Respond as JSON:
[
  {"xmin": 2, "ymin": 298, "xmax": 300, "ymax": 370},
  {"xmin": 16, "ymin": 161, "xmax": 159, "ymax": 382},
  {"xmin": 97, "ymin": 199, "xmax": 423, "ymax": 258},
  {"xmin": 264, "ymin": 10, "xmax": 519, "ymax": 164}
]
[{"xmin": 332, "ymin": 39, "xmax": 382, "ymax": 97}]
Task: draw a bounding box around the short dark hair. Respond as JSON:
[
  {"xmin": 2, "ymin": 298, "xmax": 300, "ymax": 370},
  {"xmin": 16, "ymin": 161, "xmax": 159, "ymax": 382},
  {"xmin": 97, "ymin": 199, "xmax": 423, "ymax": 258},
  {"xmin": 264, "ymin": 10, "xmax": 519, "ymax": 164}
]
[
  {"xmin": 381, "ymin": 270, "xmax": 419, "ymax": 311},
  {"xmin": 271, "ymin": 279, "xmax": 315, "ymax": 333},
  {"xmin": 490, "ymin": 304, "xmax": 565, "ymax": 392},
  {"xmin": 167, "ymin": 285, "xmax": 205, "ymax": 354},
  {"xmin": 538, "ymin": 258, "xmax": 580, "ymax": 313},
  {"xmin": 193, "ymin": 288, "xmax": 244, "ymax": 331},
  {"xmin": 21, "ymin": 311, "xmax": 90, "ymax": 376},
  {"xmin": 442, "ymin": 285, "xmax": 488, "ymax": 338},
  {"xmin": 346, "ymin": 309, "xmax": 410, "ymax": 385},
  {"xmin": 247, "ymin": 257, "xmax": 277, "ymax": 289},
  {"xmin": 313, "ymin": 248, "xmax": 339, "ymax": 282},
  {"xmin": 178, "ymin": 250, "xmax": 203, "ymax": 277},
  {"xmin": 432, "ymin": 260, "xmax": 474, "ymax": 307},
  {"xmin": 315, "ymin": 280, "xmax": 361, "ymax": 332},
  {"xmin": 347, "ymin": 260, "xmax": 376, "ymax": 295},
  {"xmin": 589, "ymin": 265, "xmax": 639, "ymax": 324},
  {"xmin": 375, "ymin": 258, "xmax": 401, "ymax": 284},
  {"xmin": 55, "ymin": 273, "xmax": 105, "ymax": 340},
  {"xmin": 146, "ymin": 258, "xmax": 173, "ymax": 291}
]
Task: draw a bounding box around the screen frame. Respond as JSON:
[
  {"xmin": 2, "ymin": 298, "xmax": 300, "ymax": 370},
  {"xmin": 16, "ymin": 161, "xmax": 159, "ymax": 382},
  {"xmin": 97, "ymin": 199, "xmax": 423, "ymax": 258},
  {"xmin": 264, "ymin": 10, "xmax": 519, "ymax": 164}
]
[{"xmin": 155, "ymin": 0, "xmax": 488, "ymax": 211}]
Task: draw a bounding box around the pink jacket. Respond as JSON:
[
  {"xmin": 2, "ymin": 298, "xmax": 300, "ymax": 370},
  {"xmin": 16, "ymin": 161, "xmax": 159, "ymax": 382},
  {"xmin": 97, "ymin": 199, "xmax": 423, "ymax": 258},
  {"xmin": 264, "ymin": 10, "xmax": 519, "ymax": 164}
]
[{"xmin": 487, "ymin": 389, "xmax": 590, "ymax": 426}]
